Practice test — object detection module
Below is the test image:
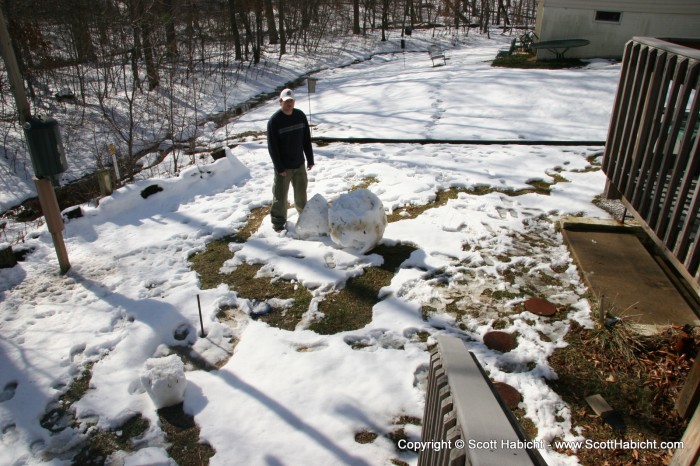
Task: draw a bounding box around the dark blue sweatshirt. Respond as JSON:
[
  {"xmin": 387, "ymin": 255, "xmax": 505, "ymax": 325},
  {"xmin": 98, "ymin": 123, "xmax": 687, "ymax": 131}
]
[{"xmin": 267, "ymin": 108, "xmax": 314, "ymax": 174}]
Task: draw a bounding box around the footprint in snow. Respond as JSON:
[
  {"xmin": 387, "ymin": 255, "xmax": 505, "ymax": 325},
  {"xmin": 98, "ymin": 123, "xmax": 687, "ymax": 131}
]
[
  {"xmin": 173, "ymin": 322, "xmax": 197, "ymax": 344},
  {"xmin": 403, "ymin": 327, "xmax": 432, "ymax": 344},
  {"xmin": 495, "ymin": 206, "xmax": 518, "ymax": 219},
  {"xmin": 344, "ymin": 329, "xmax": 406, "ymax": 351},
  {"xmin": 70, "ymin": 343, "xmax": 86, "ymax": 361},
  {"xmin": 293, "ymin": 340, "xmax": 329, "ymax": 353},
  {"xmin": 413, "ymin": 363, "xmax": 430, "ymax": 390},
  {"xmin": 1, "ymin": 423, "xmax": 18, "ymax": 445},
  {"xmin": 0, "ymin": 381, "xmax": 18, "ymax": 402}
]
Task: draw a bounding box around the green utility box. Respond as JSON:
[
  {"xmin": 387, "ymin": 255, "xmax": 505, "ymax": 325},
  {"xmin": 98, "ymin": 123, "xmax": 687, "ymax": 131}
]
[{"xmin": 23, "ymin": 117, "xmax": 67, "ymax": 179}]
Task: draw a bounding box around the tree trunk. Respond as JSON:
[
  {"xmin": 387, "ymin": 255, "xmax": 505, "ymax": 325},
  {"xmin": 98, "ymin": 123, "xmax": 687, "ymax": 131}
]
[
  {"xmin": 142, "ymin": 25, "xmax": 159, "ymax": 90},
  {"xmin": 264, "ymin": 0, "xmax": 278, "ymax": 44},
  {"xmin": 128, "ymin": 0, "xmax": 142, "ymax": 90},
  {"xmin": 278, "ymin": 0, "xmax": 286, "ymax": 56},
  {"xmin": 353, "ymin": 0, "xmax": 361, "ymax": 34},
  {"xmin": 480, "ymin": 0, "xmax": 490, "ymax": 35},
  {"xmin": 239, "ymin": 8, "xmax": 254, "ymax": 62},
  {"xmin": 163, "ymin": 0, "xmax": 178, "ymax": 60},
  {"xmin": 228, "ymin": 0, "xmax": 243, "ymax": 60},
  {"xmin": 68, "ymin": 0, "xmax": 96, "ymax": 63},
  {"xmin": 69, "ymin": 20, "xmax": 96, "ymax": 63},
  {"xmin": 498, "ymin": 0, "xmax": 511, "ymax": 31},
  {"xmin": 380, "ymin": 0, "xmax": 388, "ymax": 41},
  {"xmin": 254, "ymin": 0, "xmax": 263, "ymax": 63}
]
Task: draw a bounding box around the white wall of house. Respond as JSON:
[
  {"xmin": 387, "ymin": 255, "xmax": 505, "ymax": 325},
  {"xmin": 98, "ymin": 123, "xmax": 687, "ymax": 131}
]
[{"xmin": 535, "ymin": 0, "xmax": 700, "ymax": 59}]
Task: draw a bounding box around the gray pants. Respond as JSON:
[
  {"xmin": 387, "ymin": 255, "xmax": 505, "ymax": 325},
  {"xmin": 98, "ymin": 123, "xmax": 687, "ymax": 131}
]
[{"xmin": 271, "ymin": 166, "xmax": 308, "ymax": 229}]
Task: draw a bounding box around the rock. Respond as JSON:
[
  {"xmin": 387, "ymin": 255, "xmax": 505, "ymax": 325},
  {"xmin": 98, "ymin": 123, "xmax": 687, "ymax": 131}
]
[
  {"xmin": 54, "ymin": 88, "xmax": 75, "ymax": 102},
  {"xmin": 328, "ymin": 189, "xmax": 386, "ymax": 254},
  {"xmin": 296, "ymin": 193, "xmax": 330, "ymax": 239},
  {"xmin": 524, "ymin": 297, "xmax": 557, "ymax": 316},
  {"xmin": 483, "ymin": 331, "xmax": 517, "ymax": 353},
  {"xmin": 141, "ymin": 184, "xmax": 163, "ymax": 199},
  {"xmin": 64, "ymin": 206, "xmax": 83, "ymax": 220},
  {"xmin": 140, "ymin": 355, "xmax": 187, "ymax": 409},
  {"xmin": 211, "ymin": 147, "xmax": 227, "ymax": 160},
  {"xmin": 0, "ymin": 243, "xmax": 17, "ymax": 269}
]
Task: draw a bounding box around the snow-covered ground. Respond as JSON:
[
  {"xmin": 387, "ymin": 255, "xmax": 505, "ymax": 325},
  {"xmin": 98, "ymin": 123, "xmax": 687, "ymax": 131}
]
[{"xmin": 0, "ymin": 31, "xmax": 623, "ymax": 465}]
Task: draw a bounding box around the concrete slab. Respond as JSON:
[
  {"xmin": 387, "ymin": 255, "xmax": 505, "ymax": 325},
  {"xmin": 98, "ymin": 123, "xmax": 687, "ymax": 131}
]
[{"xmin": 562, "ymin": 223, "xmax": 700, "ymax": 328}]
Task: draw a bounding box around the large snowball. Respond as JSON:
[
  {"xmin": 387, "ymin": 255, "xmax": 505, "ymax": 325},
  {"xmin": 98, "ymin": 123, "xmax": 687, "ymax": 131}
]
[
  {"xmin": 328, "ymin": 189, "xmax": 387, "ymax": 254},
  {"xmin": 296, "ymin": 193, "xmax": 330, "ymax": 239},
  {"xmin": 140, "ymin": 354, "xmax": 187, "ymax": 409}
]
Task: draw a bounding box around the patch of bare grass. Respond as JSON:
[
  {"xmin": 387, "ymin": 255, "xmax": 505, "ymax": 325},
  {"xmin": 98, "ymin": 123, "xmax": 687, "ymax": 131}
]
[
  {"xmin": 386, "ymin": 182, "xmax": 563, "ymax": 223},
  {"xmin": 188, "ymin": 206, "xmax": 270, "ymax": 290},
  {"xmin": 492, "ymin": 53, "xmax": 586, "ymax": 69},
  {"xmin": 352, "ymin": 176, "xmax": 379, "ymax": 191},
  {"xmin": 355, "ymin": 430, "xmax": 378, "ymax": 444},
  {"xmin": 227, "ymin": 262, "xmax": 312, "ymax": 331},
  {"xmin": 72, "ymin": 414, "xmax": 151, "ymax": 465},
  {"xmin": 158, "ymin": 403, "xmax": 215, "ymax": 465},
  {"xmin": 310, "ymin": 243, "xmax": 417, "ymax": 334}
]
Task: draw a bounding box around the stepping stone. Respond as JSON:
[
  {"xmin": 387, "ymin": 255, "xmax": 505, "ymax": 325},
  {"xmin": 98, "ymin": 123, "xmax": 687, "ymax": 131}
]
[
  {"xmin": 493, "ymin": 382, "xmax": 522, "ymax": 410},
  {"xmin": 483, "ymin": 331, "xmax": 517, "ymax": 352},
  {"xmin": 524, "ymin": 297, "xmax": 557, "ymax": 316},
  {"xmin": 585, "ymin": 393, "xmax": 626, "ymax": 432}
]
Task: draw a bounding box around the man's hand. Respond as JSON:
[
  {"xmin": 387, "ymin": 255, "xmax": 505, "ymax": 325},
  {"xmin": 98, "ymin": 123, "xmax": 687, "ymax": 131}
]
[
  {"xmin": 279, "ymin": 170, "xmax": 287, "ymax": 176},
  {"xmin": 307, "ymin": 164, "xmax": 314, "ymax": 170}
]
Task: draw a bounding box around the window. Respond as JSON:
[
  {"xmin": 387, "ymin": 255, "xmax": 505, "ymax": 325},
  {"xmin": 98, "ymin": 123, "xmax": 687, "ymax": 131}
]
[{"xmin": 595, "ymin": 11, "xmax": 622, "ymax": 23}]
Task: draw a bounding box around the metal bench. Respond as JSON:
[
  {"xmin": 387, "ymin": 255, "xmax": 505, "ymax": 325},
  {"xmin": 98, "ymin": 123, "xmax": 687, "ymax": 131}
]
[
  {"xmin": 418, "ymin": 335, "xmax": 547, "ymax": 466},
  {"xmin": 497, "ymin": 38, "xmax": 518, "ymax": 58},
  {"xmin": 517, "ymin": 31, "xmax": 538, "ymax": 53},
  {"xmin": 429, "ymin": 46, "xmax": 446, "ymax": 67}
]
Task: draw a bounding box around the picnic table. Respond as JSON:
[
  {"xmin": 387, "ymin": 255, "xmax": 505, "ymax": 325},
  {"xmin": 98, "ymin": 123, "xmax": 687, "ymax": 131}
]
[{"xmin": 531, "ymin": 38, "xmax": 590, "ymax": 59}]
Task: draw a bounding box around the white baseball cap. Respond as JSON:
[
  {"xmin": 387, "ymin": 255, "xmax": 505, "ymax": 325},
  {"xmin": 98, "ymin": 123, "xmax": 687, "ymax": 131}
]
[{"xmin": 280, "ymin": 88, "xmax": 295, "ymax": 101}]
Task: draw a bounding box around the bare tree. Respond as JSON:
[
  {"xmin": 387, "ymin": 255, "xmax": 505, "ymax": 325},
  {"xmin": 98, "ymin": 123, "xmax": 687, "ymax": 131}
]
[
  {"xmin": 140, "ymin": 13, "xmax": 160, "ymax": 90},
  {"xmin": 264, "ymin": 0, "xmax": 279, "ymax": 44},
  {"xmin": 162, "ymin": 0, "xmax": 179, "ymax": 60},
  {"xmin": 353, "ymin": 0, "xmax": 361, "ymax": 34},
  {"xmin": 278, "ymin": 0, "xmax": 287, "ymax": 55},
  {"xmin": 228, "ymin": 0, "xmax": 244, "ymax": 60},
  {"xmin": 480, "ymin": 0, "xmax": 491, "ymax": 34},
  {"xmin": 380, "ymin": 0, "xmax": 388, "ymax": 41}
]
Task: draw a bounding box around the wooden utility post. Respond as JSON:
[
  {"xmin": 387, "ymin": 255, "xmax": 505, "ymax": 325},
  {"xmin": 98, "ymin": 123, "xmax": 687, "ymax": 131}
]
[
  {"xmin": 0, "ymin": 2, "xmax": 71, "ymax": 274},
  {"xmin": 35, "ymin": 178, "xmax": 70, "ymax": 273},
  {"xmin": 0, "ymin": 2, "xmax": 29, "ymax": 124}
]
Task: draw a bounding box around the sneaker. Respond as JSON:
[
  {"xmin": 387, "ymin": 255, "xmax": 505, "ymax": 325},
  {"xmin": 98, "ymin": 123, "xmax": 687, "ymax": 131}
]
[{"xmin": 273, "ymin": 225, "xmax": 285, "ymax": 232}]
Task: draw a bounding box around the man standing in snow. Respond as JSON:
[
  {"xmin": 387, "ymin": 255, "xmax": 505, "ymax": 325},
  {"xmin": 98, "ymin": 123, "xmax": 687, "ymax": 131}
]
[{"xmin": 267, "ymin": 88, "xmax": 315, "ymax": 232}]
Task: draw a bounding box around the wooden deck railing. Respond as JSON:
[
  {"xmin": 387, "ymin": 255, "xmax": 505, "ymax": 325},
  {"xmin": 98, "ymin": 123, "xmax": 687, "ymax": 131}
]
[
  {"xmin": 603, "ymin": 37, "xmax": 700, "ymax": 294},
  {"xmin": 418, "ymin": 335, "xmax": 547, "ymax": 466}
]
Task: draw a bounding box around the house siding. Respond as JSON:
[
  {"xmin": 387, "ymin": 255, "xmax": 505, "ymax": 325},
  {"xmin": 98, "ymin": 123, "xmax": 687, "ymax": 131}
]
[{"xmin": 535, "ymin": 0, "xmax": 700, "ymax": 59}]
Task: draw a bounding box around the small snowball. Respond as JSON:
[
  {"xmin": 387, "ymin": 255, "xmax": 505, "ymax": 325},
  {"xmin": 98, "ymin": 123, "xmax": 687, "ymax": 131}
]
[
  {"xmin": 140, "ymin": 354, "xmax": 187, "ymax": 409},
  {"xmin": 296, "ymin": 193, "xmax": 330, "ymax": 239}
]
